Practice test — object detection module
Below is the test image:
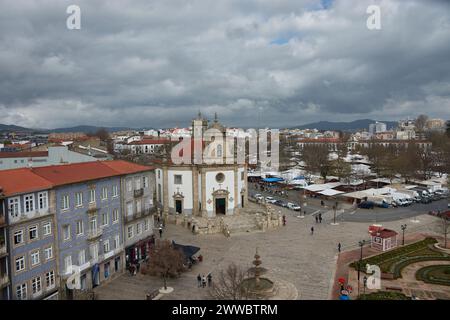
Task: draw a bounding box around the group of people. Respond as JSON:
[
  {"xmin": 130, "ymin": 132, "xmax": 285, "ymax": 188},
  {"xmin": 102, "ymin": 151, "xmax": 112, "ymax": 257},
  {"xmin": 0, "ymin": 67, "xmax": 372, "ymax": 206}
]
[
  {"xmin": 197, "ymin": 273, "xmax": 212, "ymax": 288},
  {"xmin": 128, "ymin": 262, "xmax": 140, "ymax": 276},
  {"xmin": 315, "ymin": 213, "xmax": 323, "ymax": 223}
]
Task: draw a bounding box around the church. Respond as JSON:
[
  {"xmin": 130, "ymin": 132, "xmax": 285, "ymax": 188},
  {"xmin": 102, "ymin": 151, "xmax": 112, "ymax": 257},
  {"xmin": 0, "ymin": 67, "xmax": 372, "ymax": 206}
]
[{"xmin": 155, "ymin": 113, "xmax": 248, "ymax": 218}]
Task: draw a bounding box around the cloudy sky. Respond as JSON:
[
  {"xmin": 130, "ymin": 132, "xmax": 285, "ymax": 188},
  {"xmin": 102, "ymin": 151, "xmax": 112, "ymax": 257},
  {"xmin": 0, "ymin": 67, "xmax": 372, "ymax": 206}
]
[{"xmin": 0, "ymin": 0, "xmax": 449, "ymax": 129}]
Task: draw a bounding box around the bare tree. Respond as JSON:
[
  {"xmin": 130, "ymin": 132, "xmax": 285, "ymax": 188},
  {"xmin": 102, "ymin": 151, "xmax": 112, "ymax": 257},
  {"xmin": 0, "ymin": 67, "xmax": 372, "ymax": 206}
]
[
  {"xmin": 209, "ymin": 263, "xmax": 250, "ymax": 300},
  {"xmin": 415, "ymin": 114, "xmax": 429, "ymax": 132},
  {"xmin": 301, "ymin": 144, "xmax": 332, "ymax": 180},
  {"xmin": 143, "ymin": 240, "xmax": 186, "ymax": 290}
]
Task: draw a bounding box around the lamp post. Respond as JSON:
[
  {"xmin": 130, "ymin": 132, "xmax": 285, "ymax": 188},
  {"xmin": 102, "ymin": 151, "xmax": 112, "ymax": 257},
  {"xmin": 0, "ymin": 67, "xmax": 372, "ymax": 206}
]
[
  {"xmin": 363, "ymin": 276, "xmax": 368, "ymax": 299},
  {"xmin": 401, "ymin": 224, "xmax": 407, "ymax": 245},
  {"xmin": 357, "ymin": 240, "xmax": 365, "ymax": 297}
]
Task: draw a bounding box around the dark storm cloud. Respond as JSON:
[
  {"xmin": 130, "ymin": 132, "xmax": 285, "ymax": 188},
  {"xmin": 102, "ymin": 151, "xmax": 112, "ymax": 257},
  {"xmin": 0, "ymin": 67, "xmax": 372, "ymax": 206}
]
[{"xmin": 0, "ymin": 0, "xmax": 449, "ymax": 129}]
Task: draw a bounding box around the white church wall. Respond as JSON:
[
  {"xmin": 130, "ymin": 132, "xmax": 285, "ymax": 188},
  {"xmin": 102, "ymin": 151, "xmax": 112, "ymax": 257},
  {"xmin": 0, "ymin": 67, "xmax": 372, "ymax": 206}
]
[
  {"xmin": 168, "ymin": 170, "xmax": 193, "ymax": 213},
  {"xmin": 205, "ymin": 170, "xmax": 235, "ymax": 215}
]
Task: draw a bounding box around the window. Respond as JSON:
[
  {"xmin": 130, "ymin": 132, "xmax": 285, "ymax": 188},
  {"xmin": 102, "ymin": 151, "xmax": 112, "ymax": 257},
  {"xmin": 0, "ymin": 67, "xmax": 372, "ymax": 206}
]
[
  {"xmin": 127, "ymin": 179, "xmax": 132, "ymax": 192},
  {"xmin": 15, "ymin": 256, "xmax": 25, "ymax": 272},
  {"xmin": 114, "ymin": 235, "xmax": 120, "ymax": 249},
  {"xmin": 241, "ymin": 171, "xmax": 245, "ymax": 180},
  {"xmin": 30, "ymin": 251, "xmax": 40, "ymax": 266},
  {"xmin": 29, "ymin": 225, "xmax": 38, "ymax": 241},
  {"xmin": 101, "ymin": 212, "xmax": 108, "ymax": 226},
  {"xmin": 89, "ymin": 217, "xmax": 97, "ymax": 231},
  {"xmin": 101, "ymin": 187, "xmax": 108, "ymax": 200},
  {"xmin": 215, "ymin": 172, "xmax": 225, "ymax": 183},
  {"xmin": 103, "ymin": 240, "xmax": 110, "ymax": 253},
  {"xmin": 31, "ymin": 276, "xmax": 42, "ymax": 296},
  {"xmin": 126, "ymin": 202, "xmax": 133, "ymax": 217},
  {"xmin": 63, "ymin": 225, "xmax": 71, "ymax": 241},
  {"xmin": 64, "ymin": 255, "xmax": 72, "ymax": 273},
  {"xmin": 135, "ymin": 178, "xmax": 141, "ymax": 190},
  {"xmin": 89, "ymin": 188, "xmax": 96, "ymax": 203},
  {"xmin": 44, "ymin": 247, "xmax": 53, "ymax": 260},
  {"xmin": 136, "ymin": 199, "xmax": 142, "ymax": 214},
  {"xmin": 16, "ymin": 284, "xmax": 27, "ymax": 300},
  {"xmin": 217, "ymin": 144, "xmax": 222, "ymax": 157},
  {"xmin": 46, "ymin": 271, "xmax": 55, "ymax": 288},
  {"xmin": 78, "ymin": 250, "xmax": 86, "ymax": 265},
  {"xmin": 158, "ymin": 170, "xmax": 161, "ymax": 179},
  {"xmin": 112, "ymin": 185, "xmax": 119, "ymax": 197},
  {"xmin": 8, "ymin": 197, "xmax": 20, "ymax": 218},
  {"xmin": 174, "ymin": 175, "xmax": 182, "ymax": 184},
  {"xmin": 136, "ymin": 223, "xmax": 142, "ymax": 235},
  {"xmin": 127, "ymin": 226, "xmax": 133, "ymax": 239},
  {"xmin": 90, "ymin": 244, "xmax": 99, "ymax": 260},
  {"xmin": 24, "ymin": 194, "xmax": 35, "ymax": 213},
  {"xmin": 144, "ymin": 219, "xmax": 149, "ymax": 231},
  {"xmin": 143, "ymin": 176, "xmax": 149, "ymax": 188},
  {"xmin": 61, "ymin": 195, "xmax": 69, "ymax": 210},
  {"xmin": 76, "ymin": 220, "xmax": 84, "ymax": 235},
  {"xmin": 112, "ymin": 208, "xmax": 119, "ymax": 223},
  {"xmin": 38, "ymin": 192, "xmax": 48, "ymax": 210},
  {"xmin": 13, "ymin": 230, "xmax": 24, "ymax": 245},
  {"xmin": 43, "ymin": 222, "xmax": 51, "ymax": 236},
  {"xmin": 75, "ymin": 192, "xmax": 83, "ymax": 207}
]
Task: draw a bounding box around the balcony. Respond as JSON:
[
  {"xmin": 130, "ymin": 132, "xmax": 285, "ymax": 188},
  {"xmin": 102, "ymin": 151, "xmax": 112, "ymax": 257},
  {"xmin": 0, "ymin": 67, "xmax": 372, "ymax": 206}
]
[
  {"xmin": 0, "ymin": 274, "xmax": 9, "ymax": 287},
  {"xmin": 0, "ymin": 215, "xmax": 5, "ymax": 226},
  {"xmin": 87, "ymin": 228, "xmax": 103, "ymax": 241},
  {"xmin": 134, "ymin": 188, "xmax": 144, "ymax": 198},
  {"xmin": 0, "ymin": 244, "xmax": 6, "ymax": 257},
  {"xmin": 86, "ymin": 206, "xmax": 98, "ymax": 215}
]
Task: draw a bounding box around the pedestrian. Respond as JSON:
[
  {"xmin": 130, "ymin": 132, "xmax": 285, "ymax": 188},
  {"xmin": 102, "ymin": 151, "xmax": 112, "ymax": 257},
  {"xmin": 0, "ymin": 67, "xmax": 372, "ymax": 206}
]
[
  {"xmin": 159, "ymin": 226, "xmax": 163, "ymax": 238},
  {"xmin": 311, "ymin": 226, "xmax": 314, "ymax": 235},
  {"xmin": 315, "ymin": 215, "xmax": 319, "ymax": 223},
  {"xmin": 338, "ymin": 242, "xmax": 341, "ymax": 253},
  {"xmin": 319, "ymin": 213, "xmax": 322, "ymax": 223},
  {"xmin": 197, "ymin": 274, "xmax": 202, "ymax": 287},
  {"xmin": 207, "ymin": 273, "xmax": 212, "ymax": 287},
  {"xmin": 282, "ymin": 215, "xmax": 286, "ymax": 226},
  {"xmin": 202, "ymin": 275, "xmax": 207, "ymax": 288}
]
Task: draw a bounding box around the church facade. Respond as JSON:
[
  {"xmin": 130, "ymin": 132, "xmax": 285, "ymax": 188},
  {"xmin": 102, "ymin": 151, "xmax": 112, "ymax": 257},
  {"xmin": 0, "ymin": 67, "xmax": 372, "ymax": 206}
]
[{"xmin": 155, "ymin": 113, "xmax": 248, "ymax": 218}]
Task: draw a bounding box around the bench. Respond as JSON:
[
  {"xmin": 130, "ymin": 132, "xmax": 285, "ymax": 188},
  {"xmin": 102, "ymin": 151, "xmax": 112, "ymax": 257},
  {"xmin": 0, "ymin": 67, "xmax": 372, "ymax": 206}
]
[{"xmin": 385, "ymin": 286, "xmax": 403, "ymax": 292}]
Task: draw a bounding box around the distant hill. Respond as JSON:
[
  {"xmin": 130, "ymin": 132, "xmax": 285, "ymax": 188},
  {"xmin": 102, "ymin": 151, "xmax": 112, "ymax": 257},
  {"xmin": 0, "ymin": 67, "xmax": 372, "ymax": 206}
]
[
  {"xmin": 0, "ymin": 124, "xmax": 137, "ymax": 134},
  {"xmin": 49, "ymin": 125, "xmax": 135, "ymax": 134},
  {"xmin": 292, "ymin": 119, "xmax": 398, "ymax": 132},
  {"xmin": 0, "ymin": 124, "xmax": 35, "ymax": 132}
]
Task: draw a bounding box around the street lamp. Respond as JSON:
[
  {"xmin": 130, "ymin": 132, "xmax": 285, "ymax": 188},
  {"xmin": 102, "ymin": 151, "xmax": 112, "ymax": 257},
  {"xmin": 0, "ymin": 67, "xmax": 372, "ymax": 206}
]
[
  {"xmin": 401, "ymin": 224, "xmax": 407, "ymax": 245},
  {"xmin": 357, "ymin": 240, "xmax": 366, "ymax": 297},
  {"xmin": 363, "ymin": 276, "xmax": 368, "ymax": 299}
]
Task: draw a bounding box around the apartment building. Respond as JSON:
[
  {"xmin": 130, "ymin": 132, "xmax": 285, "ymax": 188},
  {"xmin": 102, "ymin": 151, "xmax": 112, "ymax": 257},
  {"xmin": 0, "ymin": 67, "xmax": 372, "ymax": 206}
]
[
  {"xmin": 0, "ymin": 169, "xmax": 59, "ymax": 300},
  {"xmin": 102, "ymin": 162, "xmax": 156, "ymax": 268},
  {"xmin": 0, "ymin": 160, "xmax": 154, "ymax": 299},
  {"xmin": 0, "ymin": 192, "xmax": 9, "ymax": 300}
]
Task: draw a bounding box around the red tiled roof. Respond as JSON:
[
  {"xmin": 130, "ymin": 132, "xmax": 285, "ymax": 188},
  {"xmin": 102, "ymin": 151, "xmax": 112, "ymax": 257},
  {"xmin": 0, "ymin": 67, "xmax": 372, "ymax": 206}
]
[
  {"xmin": 128, "ymin": 139, "xmax": 170, "ymax": 145},
  {"xmin": 0, "ymin": 160, "xmax": 154, "ymax": 196},
  {"xmin": 102, "ymin": 160, "xmax": 154, "ymax": 174},
  {"xmin": 0, "ymin": 151, "xmax": 48, "ymax": 159},
  {"xmin": 0, "ymin": 168, "xmax": 53, "ymax": 196},
  {"xmin": 370, "ymin": 228, "xmax": 398, "ymax": 238}
]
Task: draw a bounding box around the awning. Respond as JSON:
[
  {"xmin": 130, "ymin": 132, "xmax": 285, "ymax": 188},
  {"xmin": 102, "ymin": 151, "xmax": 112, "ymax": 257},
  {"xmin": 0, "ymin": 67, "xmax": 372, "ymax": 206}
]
[
  {"xmin": 262, "ymin": 177, "xmax": 284, "ymax": 182},
  {"xmin": 172, "ymin": 241, "xmax": 200, "ymax": 259},
  {"xmin": 293, "ymin": 175, "xmax": 305, "ymax": 180},
  {"xmin": 318, "ymin": 189, "xmax": 344, "ymax": 196}
]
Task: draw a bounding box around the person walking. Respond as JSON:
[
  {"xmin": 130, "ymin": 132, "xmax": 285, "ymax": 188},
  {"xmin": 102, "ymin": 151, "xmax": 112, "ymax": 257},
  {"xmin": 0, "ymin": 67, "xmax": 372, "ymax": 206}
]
[
  {"xmin": 207, "ymin": 273, "xmax": 212, "ymax": 287},
  {"xmin": 338, "ymin": 242, "xmax": 341, "ymax": 253},
  {"xmin": 310, "ymin": 226, "xmax": 314, "ymax": 235},
  {"xmin": 197, "ymin": 274, "xmax": 202, "ymax": 287},
  {"xmin": 319, "ymin": 213, "xmax": 322, "ymax": 223},
  {"xmin": 315, "ymin": 215, "xmax": 319, "ymax": 223},
  {"xmin": 282, "ymin": 215, "xmax": 286, "ymax": 226},
  {"xmin": 159, "ymin": 226, "xmax": 163, "ymax": 238}
]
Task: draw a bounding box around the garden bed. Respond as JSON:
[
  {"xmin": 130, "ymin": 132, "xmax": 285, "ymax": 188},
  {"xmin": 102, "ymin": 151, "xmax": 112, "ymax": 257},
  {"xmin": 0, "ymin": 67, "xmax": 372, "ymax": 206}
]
[
  {"xmin": 415, "ymin": 264, "xmax": 450, "ymax": 286},
  {"xmin": 357, "ymin": 291, "xmax": 411, "ymax": 300}
]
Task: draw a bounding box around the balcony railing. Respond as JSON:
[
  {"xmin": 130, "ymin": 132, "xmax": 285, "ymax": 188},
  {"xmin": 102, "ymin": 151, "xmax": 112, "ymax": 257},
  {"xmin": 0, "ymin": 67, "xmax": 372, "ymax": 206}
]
[
  {"xmin": 86, "ymin": 206, "xmax": 98, "ymax": 215},
  {"xmin": 87, "ymin": 227, "xmax": 103, "ymax": 240},
  {"xmin": 125, "ymin": 208, "xmax": 155, "ymax": 222},
  {"xmin": 134, "ymin": 188, "xmax": 144, "ymax": 198}
]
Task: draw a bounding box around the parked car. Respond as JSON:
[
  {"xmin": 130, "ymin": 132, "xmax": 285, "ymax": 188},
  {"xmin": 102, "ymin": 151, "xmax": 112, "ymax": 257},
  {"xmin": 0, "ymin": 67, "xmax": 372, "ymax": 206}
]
[
  {"xmin": 254, "ymin": 194, "xmax": 264, "ymax": 201},
  {"xmin": 358, "ymin": 201, "xmax": 375, "ymax": 209},
  {"xmin": 420, "ymin": 197, "xmax": 432, "ymax": 204},
  {"xmin": 377, "ymin": 202, "xmax": 389, "ymax": 208},
  {"xmin": 287, "ymin": 202, "xmax": 301, "ymax": 211},
  {"xmin": 274, "ymin": 200, "xmax": 287, "ymax": 207},
  {"xmin": 265, "ymin": 196, "xmax": 277, "ymax": 204}
]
